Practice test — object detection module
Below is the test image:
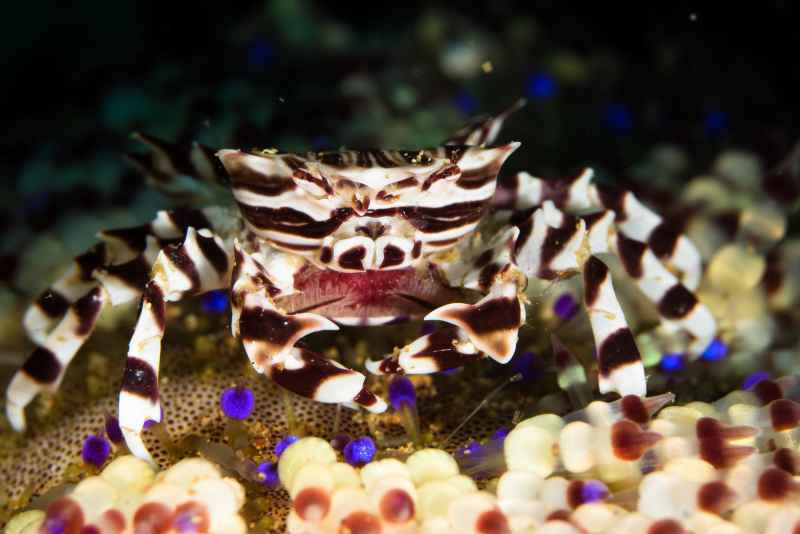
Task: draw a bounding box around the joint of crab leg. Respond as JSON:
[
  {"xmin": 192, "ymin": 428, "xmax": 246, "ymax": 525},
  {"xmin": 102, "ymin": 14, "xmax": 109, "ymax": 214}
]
[
  {"xmin": 424, "ymin": 282, "xmax": 523, "ymax": 363},
  {"xmin": 366, "ymin": 327, "xmax": 484, "ymax": 375}
]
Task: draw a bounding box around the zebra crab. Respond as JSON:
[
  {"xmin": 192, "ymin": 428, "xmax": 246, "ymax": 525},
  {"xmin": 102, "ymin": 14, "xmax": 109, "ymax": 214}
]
[{"xmin": 5, "ymin": 101, "xmax": 716, "ymax": 463}]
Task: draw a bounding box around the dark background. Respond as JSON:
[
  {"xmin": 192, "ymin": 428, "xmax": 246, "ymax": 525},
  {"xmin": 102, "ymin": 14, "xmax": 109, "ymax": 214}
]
[{"xmin": 0, "ymin": 0, "xmax": 798, "ymax": 267}]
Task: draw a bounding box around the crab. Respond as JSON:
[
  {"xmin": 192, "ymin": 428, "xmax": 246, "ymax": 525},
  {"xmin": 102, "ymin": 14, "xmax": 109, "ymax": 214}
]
[{"xmin": 5, "ymin": 101, "xmax": 716, "ymax": 463}]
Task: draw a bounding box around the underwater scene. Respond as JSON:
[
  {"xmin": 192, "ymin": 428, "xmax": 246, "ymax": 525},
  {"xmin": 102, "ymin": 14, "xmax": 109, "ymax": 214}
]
[{"xmin": 2, "ymin": 2, "xmax": 800, "ymax": 533}]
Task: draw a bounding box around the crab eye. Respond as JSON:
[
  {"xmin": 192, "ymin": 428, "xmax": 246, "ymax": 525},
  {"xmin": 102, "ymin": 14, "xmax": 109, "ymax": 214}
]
[{"xmin": 292, "ymin": 169, "xmax": 332, "ymax": 198}]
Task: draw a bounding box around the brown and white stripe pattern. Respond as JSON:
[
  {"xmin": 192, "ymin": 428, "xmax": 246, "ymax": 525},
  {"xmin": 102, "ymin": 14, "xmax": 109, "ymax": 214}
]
[
  {"xmin": 513, "ymin": 201, "xmax": 586, "ymax": 281},
  {"xmin": 424, "ymin": 280, "xmax": 525, "ymax": 364},
  {"xmin": 444, "ymin": 98, "xmax": 527, "ymax": 147},
  {"xmin": 218, "ymin": 143, "xmax": 519, "ymax": 266},
  {"xmin": 22, "ymin": 208, "xmax": 216, "ymax": 343},
  {"xmin": 119, "ymin": 227, "xmax": 232, "ymax": 463},
  {"xmin": 366, "ymin": 327, "xmax": 485, "ymax": 375},
  {"xmin": 6, "ymin": 286, "xmax": 107, "ymax": 431},
  {"xmin": 11, "ymin": 208, "xmax": 225, "ymax": 433},
  {"xmin": 231, "ymin": 241, "xmax": 386, "ymax": 413},
  {"xmin": 496, "ymin": 168, "xmax": 703, "ymax": 290},
  {"xmin": 126, "ymin": 132, "xmax": 229, "ymax": 200},
  {"xmin": 612, "ymin": 233, "xmax": 716, "ymax": 356},
  {"xmin": 583, "ymin": 255, "xmax": 647, "ymax": 397}
]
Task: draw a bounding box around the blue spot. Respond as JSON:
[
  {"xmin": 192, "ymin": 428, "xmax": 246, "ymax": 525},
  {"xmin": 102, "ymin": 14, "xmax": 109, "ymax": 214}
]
[
  {"xmin": 202, "ymin": 290, "xmax": 228, "ymax": 314},
  {"xmin": 104, "ymin": 414, "xmax": 123, "ymax": 444},
  {"xmin": 455, "ymin": 440, "xmax": 483, "ymax": 460},
  {"xmin": 510, "ymin": 351, "xmax": 542, "ymax": 382},
  {"xmin": 82, "ymin": 434, "xmax": 111, "ymax": 467},
  {"xmin": 660, "ymin": 353, "xmax": 685, "ymax": 372},
  {"xmin": 491, "ymin": 427, "xmax": 509, "ymax": 442},
  {"xmin": 581, "ymin": 480, "xmax": 609, "ymax": 503},
  {"xmin": 420, "ymin": 321, "xmax": 437, "ymax": 336},
  {"xmin": 255, "ymin": 461, "xmax": 279, "ymax": 487},
  {"xmin": 247, "ymin": 38, "xmax": 275, "ymax": 69},
  {"xmin": 143, "ymin": 406, "xmax": 164, "ymax": 429},
  {"xmin": 219, "ymin": 386, "xmax": 255, "ymax": 420},
  {"xmin": 705, "ymin": 110, "xmax": 728, "ymax": 136},
  {"xmin": 701, "ymin": 338, "xmax": 729, "ymax": 361},
  {"xmin": 525, "ymin": 72, "xmax": 557, "ymax": 101},
  {"xmin": 343, "ymin": 436, "xmax": 376, "ymax": 466},
  {"xmin": 388, "ymin": 376, "xmax": 416, "ymax": 410},
  {"xmin": 274, "ymin": 434, "xmax": 300, "ymax": 457},
  {"xmin": 603, "ymin": 103, "xmax": 632, "ymax": 135},
  {"xmin": 743, "ymin": 370, "xmax": 771, "ymax": 390},
  {"xmin": 453, "ymin": 90, "xmax": 478, "ymax": 116},
  {"xmin": 553, "ymin": 292, "xmax": 579, "ymax": 321}
]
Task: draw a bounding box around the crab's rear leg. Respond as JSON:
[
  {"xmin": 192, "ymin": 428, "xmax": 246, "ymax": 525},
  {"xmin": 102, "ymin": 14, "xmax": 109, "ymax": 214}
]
[
  {"xmin": 7, "ymin": 208, "xmax": 214, "ymax": 431},
  {"xmin": 514, "ymin": 202, "xmax": 647, "ymax": 396},
  {"xmin": 496, "ymin": 168, "xmax": 703, "ymax": 290},
  {"xmin": 6, "ymin": 286, "xmax": 107, "ymax": 430},
  {"xmin": 118, "ymin": 227, "xmax": 232, "ymax": 463},
  {"xmin": 231, "ymin": 243, "xmax": 387, "ymax": 413},
  {"xmin": 21, "ymin": 207, "xmax": 214, "ymax": 344}
]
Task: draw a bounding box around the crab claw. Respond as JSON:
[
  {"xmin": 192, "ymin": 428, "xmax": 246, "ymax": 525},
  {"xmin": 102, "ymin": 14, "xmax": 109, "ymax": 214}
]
[
  {"xmin": 266, "ymin": 347, "xmax": 386, "ymax": 413},
  {"xmin": 239, "ymin": 301, "xmax": 339, "ymax": 371},
  {"xmin": 366, "ymin": 327, "xmax": 485, "ymax": 375},
  {"xmin": 423, "ymin": 282, "xmax": 524, "ymax": 363}
]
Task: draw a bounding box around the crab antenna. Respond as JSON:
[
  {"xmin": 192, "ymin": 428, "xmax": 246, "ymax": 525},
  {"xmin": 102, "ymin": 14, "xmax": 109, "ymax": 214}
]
[{"xmin": 443, "ymin": 372, "xmax": 523, "ymax": 446}]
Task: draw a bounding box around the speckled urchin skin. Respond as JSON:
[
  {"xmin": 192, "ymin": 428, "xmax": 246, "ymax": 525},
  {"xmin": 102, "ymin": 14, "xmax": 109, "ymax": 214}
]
[{"xmin": 0, "ymin": 299, "xmax": 543, "ymax": 531}]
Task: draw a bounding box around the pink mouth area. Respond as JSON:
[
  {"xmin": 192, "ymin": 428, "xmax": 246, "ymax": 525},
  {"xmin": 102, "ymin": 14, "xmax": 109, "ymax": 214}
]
[{"xmin": 275, "ymin": 265, "xmax": 466, "ymax": 324}]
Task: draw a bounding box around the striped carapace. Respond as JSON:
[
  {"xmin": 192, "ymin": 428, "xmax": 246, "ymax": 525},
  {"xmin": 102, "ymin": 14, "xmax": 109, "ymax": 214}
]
[{"xmin": 5, "ymin": 100, "xmax": 716, "ymax": 464}]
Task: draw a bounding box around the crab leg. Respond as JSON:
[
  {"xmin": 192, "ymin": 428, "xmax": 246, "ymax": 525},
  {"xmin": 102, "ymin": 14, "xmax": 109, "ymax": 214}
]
[
  {"xmin": 231, "ymin": 242, "xmax": 387, "ymax": 414},
  {"xmin": 444, "ymin": 98, "xmax": 527, "ymax": 147},
  {"xmin": 126, "ymin": 132, "xmax": 228, "ymax": 201},
  {"xmin": 119, "ymin": 227, "xmax": 232, "ymax": 463},
  {"xmin": 6, "ymin": 286, "xmax": 107, "ymax": 431},
  {"xmin": 496, "ymin": 168, "xmax": 702, "ymax": 290},
  {"xmin": 22, "ymin": 208, "xmax": 217, "ymax": 344},
  {"xmin": 8, "ymin": 208, "xmax": 221, "ymax": 432},
  {"xmin": 514, "ymin": 202, "xmax": 647, "ymax": 396},
  {"xmin": 612, "ymin": 233, "xmax": 716, "ymax": 356}
]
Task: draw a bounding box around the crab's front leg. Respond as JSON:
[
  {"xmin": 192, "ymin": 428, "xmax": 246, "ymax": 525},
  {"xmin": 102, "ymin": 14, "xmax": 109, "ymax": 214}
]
[
  {"xmin": 119, "ymin": 227, "xmax": 232, "ymax": 463},
  {"xmin": 231, "ymin": 242, "xmax": 387, "ymax": 413},
  {"xmin": 368, "ymin": 227, "xmax": 526, "ymax": 375}
]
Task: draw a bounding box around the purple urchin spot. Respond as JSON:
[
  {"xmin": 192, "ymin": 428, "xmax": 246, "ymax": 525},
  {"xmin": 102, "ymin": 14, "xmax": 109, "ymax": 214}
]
[
  {"xmin": 553, "ymin": 292, "xmax": 579, "ymax": 321},
  {"xmin": 581, "ymin": 480, "xmax": 609, "ymax": 503},
  {"xmin": 701, "ymin": 338, "xmax": 728, "ymax": 361},
  {"xmin": 743, "ymin": 370, "xmax": 771, "ymax": 390},
  {"xmin": 388, "ymin": 376, "xmax": 416, "ymax": 411},
  {"xmin": 220, "ymin": 386, "xmax": 255, "ymax": 420},
  {"xmin": 491, "ymin": 427, "xmax": 510, "ymax": 442},
  {"xmin": 455, "ymin": 440, "xmax": 483, "ymax": 460},
  {"xmin": 255, "ymin": 461, "xmax": 280, "ymax": 488},
  {"xmin": 510, "ymin": 351, "xmax": 542, "ymax": 382},
  {"xmin": 104, "ymin": 414, "xmax": 124, "ymax": 444},
  {"xmin": 82, "ymin": 434, "xmax": 111, "ymax": 467},
  {"xmin": 274, "ymin": 434, "xmax": 300, "ymax": 457},
  {"xmin": 343, "ymin": 437, "xmax": 376, "ymax": 467},
  {"xmin": 201, "ymin": 290, "xmax": 229, "ymax": 314}
]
